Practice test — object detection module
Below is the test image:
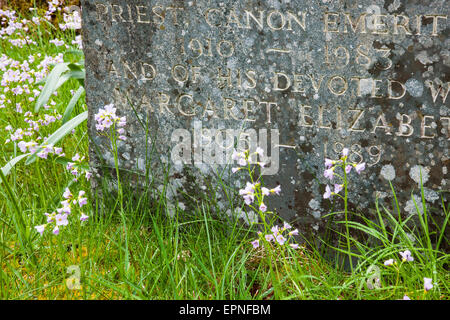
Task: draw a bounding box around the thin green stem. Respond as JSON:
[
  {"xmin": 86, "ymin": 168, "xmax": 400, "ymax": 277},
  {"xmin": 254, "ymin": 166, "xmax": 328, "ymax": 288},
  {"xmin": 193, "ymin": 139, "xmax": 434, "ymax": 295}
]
[{"xmin": 343, "ymin": 161, "xmax": 353, "ymax": 273}]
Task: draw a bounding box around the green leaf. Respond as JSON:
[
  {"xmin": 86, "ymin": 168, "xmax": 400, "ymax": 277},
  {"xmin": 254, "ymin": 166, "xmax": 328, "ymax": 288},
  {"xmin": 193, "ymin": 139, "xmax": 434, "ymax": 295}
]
[
  {"xmin": 54, "ymin": 72, "xmax": 71, "ymax": 90},
  {"xmin": 62, "ymin": 86, "xmax": 85, "ymax": 124},
  {"xmin": 67, "ymin": 63, "xmax": 84, "ymax": 72},
  {"xmin": 67, "ymin": 63, "xmax": 85, "ymax": 87},
  {"xmin": 52, "ymin": 64, "xmax": 85, "ymax": 91},
  {"xmin": 0, "ymin": 153, "xmax": 30, "ymax": 184},
  {"xmin": 25, "ymin": 111, "xmax": 88, "ymax": 165},
  {"xmin": 34, "ymin": 62, "xmax": 69, "ymax": 113},
  {"xmin": 53, "ymin": 71, "xmax": 84, "ymax": 91}
]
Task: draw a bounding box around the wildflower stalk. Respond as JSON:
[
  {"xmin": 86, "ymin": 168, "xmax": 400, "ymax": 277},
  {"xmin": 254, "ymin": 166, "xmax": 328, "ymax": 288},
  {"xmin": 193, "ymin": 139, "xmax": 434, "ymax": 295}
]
[
  {"xmin": 94, "ymin": 103, "xmax": 127, "ymax": 206},
  {"xmin": 232, "ymin": 148, "xmax": 298, "ymax": 297},
  {"xmin": 323, "ymin": 148, "xmax": 365, "ymax": 273},
  {"xmin": 392, "ymin": 262, "xmax": 402, "ymax": 298},
  {"xmin": 343, "ymin": 159, "xmax": 353, "ymax": 273},
  {"xmin": 110, "ymin": 123, "xmax": 123, "ymax": 205}
]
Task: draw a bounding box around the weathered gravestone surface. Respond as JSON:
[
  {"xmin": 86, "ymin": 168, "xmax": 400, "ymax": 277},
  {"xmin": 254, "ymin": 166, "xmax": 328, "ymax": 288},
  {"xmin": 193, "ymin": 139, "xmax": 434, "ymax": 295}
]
[{"xmin": 82, "ymin": 0, "xmax": 449, "ymax": 237}]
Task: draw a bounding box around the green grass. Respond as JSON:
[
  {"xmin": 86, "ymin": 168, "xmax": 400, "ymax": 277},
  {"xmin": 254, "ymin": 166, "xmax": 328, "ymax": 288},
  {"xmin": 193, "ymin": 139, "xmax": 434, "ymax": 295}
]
[{"xmin": 0, "ymin": 5, "xmax": 448, "ymax": 300}]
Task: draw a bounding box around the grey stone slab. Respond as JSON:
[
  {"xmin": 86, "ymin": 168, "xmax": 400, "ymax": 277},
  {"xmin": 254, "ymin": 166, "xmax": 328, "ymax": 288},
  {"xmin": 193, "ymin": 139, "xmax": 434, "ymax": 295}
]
[{"xmin": 82, "ymin": 0, "xmax": 449, "ymax": 237}]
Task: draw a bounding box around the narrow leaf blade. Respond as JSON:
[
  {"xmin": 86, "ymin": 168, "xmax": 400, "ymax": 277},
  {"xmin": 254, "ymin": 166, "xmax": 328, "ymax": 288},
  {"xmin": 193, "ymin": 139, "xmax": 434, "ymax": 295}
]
[
  {"xmin": 34, "ymin": 62, "xmax": 69, "ymax": 113},
  {"xmin": 62, "ymin": 86, "xmax": 85, "ymax": 124},
  {"xmin": 0, "ymin": 153, "xmax": 30, "ymax": 184}
]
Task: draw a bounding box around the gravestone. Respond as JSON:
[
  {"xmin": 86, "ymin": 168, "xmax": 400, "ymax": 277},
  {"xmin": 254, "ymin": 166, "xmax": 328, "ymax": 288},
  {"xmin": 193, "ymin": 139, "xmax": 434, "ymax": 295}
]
[{"xmin": 82, "ymin": 0, "xmax": 449, "ymax": 236}]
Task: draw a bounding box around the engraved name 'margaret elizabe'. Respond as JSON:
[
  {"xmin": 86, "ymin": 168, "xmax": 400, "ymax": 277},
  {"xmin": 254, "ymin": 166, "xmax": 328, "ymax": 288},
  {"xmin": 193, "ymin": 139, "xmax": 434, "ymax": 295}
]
[{"xmin": 95, "ymin": 3, "xmax": 449, "ymax": 146}]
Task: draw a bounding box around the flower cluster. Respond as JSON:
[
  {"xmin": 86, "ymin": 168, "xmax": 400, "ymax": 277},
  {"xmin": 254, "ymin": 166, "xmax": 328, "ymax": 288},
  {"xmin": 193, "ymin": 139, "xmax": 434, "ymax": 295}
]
[
  {"xmin": 232, "ymin": 148, "xmax": 280, "ymax": 211},
  {"xmin": 94, "ymin": 104, "xmax": 127, "ymax": 141},
  {"xmin": 44, "ymin": 0, "xmax": 63, "ymax": 21},
  {"xmin": 66, "ymin": 153, "xmax": 91, "ymax": 182},
  {"xmin": 238, "ymin": 181, "xmax": 281, "ymax": 210},
  {"xmin": 383, "ymin": 250, "xmax": 435, "ymax": 294},
  {"xmin": 34, "ymin": 187, "xmax": 89, "ymax": 236},
  {"xmin": 323, "ymin": 148, "xmax": 366, "ymax": 199},
  {"xmin": 0, "ymin": 3, "xmax": 92, "ymax": 237},
  {"xmin": 231, "ymin": 147, "xmax": 265, "ymax": 172},
  {"xmin": 231, "ymin": 148, "xmax": 290, "ymax": 250},
  {"xmin": 251, "ymin": 222, "xmax": 299, "ymax": 250},
  {"xmin": 384, "ymin": 249, "xmax": 414, "ymax": 266},
  {"xmin": 59, "ymin": 8, "xmax": 82, "ymax": 31},
  {"xmin": 0, "ymin": 6, "xmax": 79, "ymax": 163}
]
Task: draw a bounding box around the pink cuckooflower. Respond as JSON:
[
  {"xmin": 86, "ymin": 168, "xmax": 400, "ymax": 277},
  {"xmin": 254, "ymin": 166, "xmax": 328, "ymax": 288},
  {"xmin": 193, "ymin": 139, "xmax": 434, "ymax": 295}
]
[
  {"xmin": 58, "ymin": 203, "xmax": 71, "ymax": 215},
  {"xmin": 261, "ymin": 187, "xmax": 270, "ymax": 196},
  {"xmin": 345, "ymin": 165, "xmax": 352, "ymax": 173},
  {"xmin": 324, "ymin": 168, "xmax": 334, "ymax": 180},
  {"xmin": 289, "ymin": 229, "xmax": 299, "ymax": 236},
  {"xmin": 37, "ymin": 150, "xmax": 49, "ymax": 159},
  {"xmin": 231, "ymin": 149, "xmax": 241, "ymax": 161},
  {"xmin": 334, "ymin": 184, "xmax": 343, "ymax": 194},
  {"xmin": 63, "ymin": 188, "xmax": 72, "ymax": 199},
  {"xmin": 289, "ymin": 243, "xmax": 299, "ymax": 249},
  {"xmin": 53, "ymin": 226, "xmax": 60, "ymax": 235},
  {"xmin": 259, "ymin": 203, "xmax": 267, "ymax": 212},
  {"xmin": 102, "ymin": 117, "xmax": 113, "ymax": 129},
  {"xmin": 18, "ymin": 141, "xmax": 27, "ymax": 153},
  {"xmin": 270, "ymin": 185, "xmax": 281, "ymax": 195},
  {"xmin": 324, "ymin": 158, "xmax": 333, "ymax": 168},
  {"xmin": 424, "ymin": 278, "xmax": 433, "ymax": 291},
  {"xmin": 403, "ymin": 295, "xmax": 411, "ymax": 300},
  {"xmin": 251, "ymin": 239, "xmax": 259, "ymax": 249},
  {"xmin": 46, "ymin": 213, "xmax": 55, "ymax": 223},
  {"xmin": 399, "ymin": 250, "xmax": 414, "ymax": 262},
  {"xmin": 78, "ymin": 191, "xmax": 88, "ymax": 207},
  {"xmin": 66, "ymin": 162, "xmax": 74, "ymax": 171},
  {"xmin": 276, "ymin": 234, "xmax": 286, "ymax": 246},
  {"xmin": 271, "ymin": 225, "xmax": 280, "ymax": 235},
  {"xmin": 265, "ymin": 234, "xmax": 274, "ymax": 242},
  {"xmin": 384, "ymin": 259, "xmax": 395, "ymax": 266},
  {"xmin": 104, "ymin": 104, "xmax": 116, "ymax": 114},
  {"xmin": 239, "ymin": 182, "xmax": 255, "ymax": 196},
  {"xmin": 72, "ymin": 153, "xmax": 80, "ymax": 162},
  {"xmin": 323, "ymin": 185, "xmax": 332, "ymax": 199},
  {"xmin": 117, "ymin": 117, "xmax": 127, "ymax": 127},
  {"xmin": 243, "ymin": 194, "xmax": 254, "ymax": 205},
  {"xmin": 35, "ymin": 224, "xmax": 45, "ymax": 235},
  {"xmin": 80, "ymin": 213, "xmax": 89, "ymax": 221},
  {"xmin": 342, "ymin": 148, "xmax": 349, "ymax": 157},
  {"xmin": 55, "ymin": 213, "xmax": 69, "ymax": 226},
  {"xmin": 355, "ymin": 162, "xmax": 366, "ymax": 174}
]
